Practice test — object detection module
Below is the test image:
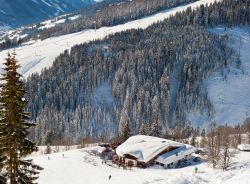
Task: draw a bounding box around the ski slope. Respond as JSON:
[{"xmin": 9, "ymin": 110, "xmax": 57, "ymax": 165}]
[
  {"xmin": 207, "ymin": 27, "xmax": 250, "ymax": 125},
  {"xmin": 32, "ymin": 147, "xmax": 250, "ymax": 184},
  {"xmin": 0, "ymin": 0, "xmax": 221, "ymax": 78},
  {"xmin": 188, "ymin": 27, "xmax": 250, "ymax": 126}
]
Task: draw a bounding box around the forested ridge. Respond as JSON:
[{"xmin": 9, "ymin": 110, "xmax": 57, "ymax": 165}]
[
  {"xmin": 0, "ymin": 0, "xmax": 195, "ymax": 51},
  {"xmin": 25, "ymin": 0, "xmax": 249, "ymax": 144}
]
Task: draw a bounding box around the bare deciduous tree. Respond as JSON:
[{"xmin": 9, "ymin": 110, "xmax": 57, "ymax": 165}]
[
  {"xmin": 204, "ymin": 123, "xmax": 234, "ymax": 170},
  {"xmin": 219, "ymin": 126, "xmax": 234, "ymax": 171},
  {"xmin": 206, "ymin": 123, "xmax": 221, "ymax": 168}
]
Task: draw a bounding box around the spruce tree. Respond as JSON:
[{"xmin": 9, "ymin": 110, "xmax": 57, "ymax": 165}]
[
  {"xmin": 0, "ymin": 52, "xmax": 43, "ymax": 184},
  {"xmin": 150, "ymin": 121, "xmax": 160, "ymax": 137}
]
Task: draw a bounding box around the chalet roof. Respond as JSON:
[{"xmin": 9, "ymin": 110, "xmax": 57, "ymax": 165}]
[
  {"xmin": 116, "ymin": 135, "xmax": 184, "ymax": 163},
  {"xmin": 155, "ymin": 144, "xmax": 196, "ymax": 165}
]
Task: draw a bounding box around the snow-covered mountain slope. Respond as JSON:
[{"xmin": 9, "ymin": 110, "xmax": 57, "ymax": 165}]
[
  {"xmin": 0, "ymin": 0, "xmax": 97, "ymax": 28},
  {"xmin": 31, "ymin": 147, "xmax": 250, "ymax": 184},
  {"xmin": 0, "ymin": 0, "xmax": 222, "ymax": 78},
  {"xmin": 187, "ymin": 27, "xmax": 250, "ymax": 126}
]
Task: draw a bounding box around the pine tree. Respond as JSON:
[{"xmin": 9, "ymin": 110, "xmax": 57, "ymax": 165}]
[
  {"xmin": 118, "ymin": 90, "xmax": 131, "ymax": 141},
  {"xmin": 119, "ymin": 107, "xmax": 130, "ymax": 141},
  {"xmin": 150, "ymin": 95, "xmax": 161, "ymax": 137},
  {"xmin": 0, "ymin": 52, "xmax": 43, "ymax": 184},
  {"xmin": 0, "ymin": 144, "xmax": 7, "ymax": 183}
]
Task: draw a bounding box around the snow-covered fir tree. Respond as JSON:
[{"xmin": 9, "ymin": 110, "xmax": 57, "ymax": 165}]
[{"xmin": 0, "ymin": 52, "xmax": 43, "ymax": 184}]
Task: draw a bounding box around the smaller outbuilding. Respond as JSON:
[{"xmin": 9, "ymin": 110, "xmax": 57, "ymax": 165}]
[{"xmin": 237, "ymin": 144, "xmax": 250, "ymax": 151}]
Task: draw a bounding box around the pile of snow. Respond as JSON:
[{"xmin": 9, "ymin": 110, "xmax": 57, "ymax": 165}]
[
  {"xmin": 238, "ymin": 144, "xmax": 250, "ymax": 151},
  {"xmin": 0, "ymin": 0, "xmax": 221, "ymax": 78},
  {"xmin": 116, "ymin": 135, "xmax": 184, "ymax": 162}
]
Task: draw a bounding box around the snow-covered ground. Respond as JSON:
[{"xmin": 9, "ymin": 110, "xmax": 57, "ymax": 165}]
[
  {"xmin": 0, "ymin": 0, "xmax": 221, "ymax": 78},
  {"xmin": 187, "ymin": 27, "xmax": 250, "ymax": 126},
  {"xmin": 32, "ymin": 147, "xmax": 250, "ymax": 184},
  {"xmin": 208, "ymin": 27, "xmax": 250, "ymax": 125}
]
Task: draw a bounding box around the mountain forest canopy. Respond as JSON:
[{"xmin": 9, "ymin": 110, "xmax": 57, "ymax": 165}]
[{"xmin": 23, "ymin": 0, "xmax": 249, "ymax": 144}]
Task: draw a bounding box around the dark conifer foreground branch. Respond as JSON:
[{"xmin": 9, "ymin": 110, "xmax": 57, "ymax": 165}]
[{"xmin": 0, "ymin": 52, "xmax": 43, "ymax": 184}]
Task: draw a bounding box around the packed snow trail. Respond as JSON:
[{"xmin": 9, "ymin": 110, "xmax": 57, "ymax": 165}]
[{"xmin": 0, "ymin": 0, "xmax": 221, "ymax": 77}]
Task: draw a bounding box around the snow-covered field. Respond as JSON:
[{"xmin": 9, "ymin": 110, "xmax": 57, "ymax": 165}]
[
  {"xmin": 0, "ymin": 0, "xmax": 221, "ymax": 78},
  {"xmin": 32, "ymin": 147, "xmax": 250, "ymax": 184}
]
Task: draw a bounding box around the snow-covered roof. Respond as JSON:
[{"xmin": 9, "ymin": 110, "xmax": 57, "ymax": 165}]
[
  {"xmin": 238, "ymin": 144, "xmax": 250, "ymax": 151},
  {"xmin": 89, "ymin": 146, "xmax": 106, "ymax": 154},
  {"xmin": 155, "ymin": 144, "xmax": 196, "ymax": 165},
  {"xmin": 116, "ymin": 135, "xmax": 184, "ymax": 163}
]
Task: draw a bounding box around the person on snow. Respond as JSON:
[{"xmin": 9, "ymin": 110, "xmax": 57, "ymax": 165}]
[
  {"xmin": 108, "ymin": 175, "xmax": 111, "ymax": 180},
  {"xmin": 194, "ymin": 167, "xmax": 198, "ymax": 173}
]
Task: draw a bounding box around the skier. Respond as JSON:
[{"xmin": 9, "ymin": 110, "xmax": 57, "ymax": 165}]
[
  {"xmin": 108, "ymin": 175, "xmax": 111, "ymax": 180},
  {"xmin": 194, "ymin": 167, "xmax": 198, "ymax": 173}
]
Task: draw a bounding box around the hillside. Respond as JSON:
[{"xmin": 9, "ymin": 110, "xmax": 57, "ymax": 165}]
[
  {"xmin": 31, "ymin": 147, "xmax": 250, "ymax": 184},
  {"xmin": 0, "ymin": 1, "xmax": 250, "ymax": 183},
  {"xmin": 188, "ymin": 27, "xmax": 250, "ymax": 126},
  {"xmin": 0, "ymin": 0, "xmax": 195, "ymax": 51},
  {"xmin": 0, "ymin": 0, "xmax": 101, "ymax": 28},
  {"xmin": 0, "ymin": 0, "xmax": 221, "ymax": 77},
  {"xmin": 0, "ymin": 0, "xmax": 249, "ymax": 143}
]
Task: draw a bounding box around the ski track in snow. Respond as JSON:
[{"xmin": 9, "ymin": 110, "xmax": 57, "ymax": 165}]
[{"xmin": 0, "ymin": 0, "xmax": 221, "ymax": 78}]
